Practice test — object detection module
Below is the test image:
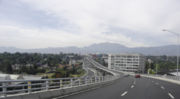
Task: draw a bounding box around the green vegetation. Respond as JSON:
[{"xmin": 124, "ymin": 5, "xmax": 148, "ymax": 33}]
[
  {"xmin": 47, "ymin": 63, "xmax": 85, "ymax": 78},
  {"xmin": 145, "ymin": 55, "xmax": 180, "ymax": 74},
  {"xmin": 0, "ymin": 52, "xmax": 83, "ymax": 78},
  {"xmin": 147, "ymin": 68, "xmax": 155, "ymax": 74}
]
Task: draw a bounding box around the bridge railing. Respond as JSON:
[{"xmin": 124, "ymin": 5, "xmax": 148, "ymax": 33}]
[{"xmin": 0, "ymin": 76, "xmax": 116, "ymax": 98}]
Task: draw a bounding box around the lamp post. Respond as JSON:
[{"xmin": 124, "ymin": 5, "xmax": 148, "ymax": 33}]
[{"xmin": 162, "ymin": 29, "xmax": 180, "ymax": 76}]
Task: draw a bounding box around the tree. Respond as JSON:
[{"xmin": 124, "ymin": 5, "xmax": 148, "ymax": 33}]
[{"xmin": 3, "ymin": 60, "xmax": 13, "ymax": 74}]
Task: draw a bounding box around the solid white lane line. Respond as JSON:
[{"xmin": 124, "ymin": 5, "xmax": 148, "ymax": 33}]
[
  {"xmin": 161, "ymin": 86, "xmax": 165, "ymax": 90},
  {"xmin": 121, "ymin": 91, "xmax": 128, "ymax": 96},
  {"xmin": 131, "ymin": 85, "xmax": 134, "ymax": 88},
  {"xmin": 168, "ymin": 93, "xmax": 175, "ymax": 99}
]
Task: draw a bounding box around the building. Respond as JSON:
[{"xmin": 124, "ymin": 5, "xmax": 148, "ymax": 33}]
[
  {"xmin": 102, "ymin": 54, "xmax": 108, "ymax": 63},
  {"xmin": 108, "ymin": 53, "xmax": 145, "ymax": 72},
  {"xmin": 69, "ymin": 59, "xmax": 76, "ymax": 65}
]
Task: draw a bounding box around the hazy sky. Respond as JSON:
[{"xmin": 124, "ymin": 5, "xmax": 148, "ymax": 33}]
[{"xmin": 0, "ymin": 0, "xmax": 180, "ymax": 49}]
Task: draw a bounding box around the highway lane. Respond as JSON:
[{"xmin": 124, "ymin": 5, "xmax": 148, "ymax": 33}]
[
  {"xmin": 55, "ymin": 76, "xmax": 179, "ymax": 99},
  {"xmin": 83, "ymin": 59, "xmax": 97, "ymax": 77},
  {"xmin": 145, "ymin": 77, "xmax": 180, "ymax": 99},
  {"xmin": 58, "ymin": 76, "xmax": 134, "ymax": 99},
  {"xmin": 121, "ymin": 77, "xmax": 169, "ymax": 99},
  {"xmin": 86, "ymin": 57, "xmax": 120, "ymax": 76}
]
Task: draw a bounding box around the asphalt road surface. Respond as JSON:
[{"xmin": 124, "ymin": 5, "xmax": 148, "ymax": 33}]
[{"xmin": 57, "ymin": 76, "xmax": 180, "ymax": 99}]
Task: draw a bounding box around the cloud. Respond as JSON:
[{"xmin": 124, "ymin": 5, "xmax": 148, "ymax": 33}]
[
  {"xmin": 0, "ymin": 0, "xmax": 180, "ymax": 48},
  {"xmin": 0, "ymin": 24, "xmax": 146, "ymax": 48}
]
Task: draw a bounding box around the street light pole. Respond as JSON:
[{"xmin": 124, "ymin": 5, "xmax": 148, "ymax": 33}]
[{"xmin": 162, "ymin": 29, "xmax": 179, "ymax": 76}]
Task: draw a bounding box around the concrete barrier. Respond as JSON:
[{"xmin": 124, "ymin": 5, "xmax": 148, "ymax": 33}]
[{"xmin": 141, "ymin": 75, "xmax": 180, "ymax": 85}]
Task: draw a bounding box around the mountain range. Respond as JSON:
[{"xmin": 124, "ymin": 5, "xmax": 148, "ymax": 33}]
[{"xmin": 0, "ymin": 43, "xmax": 179, "ymax": 56}]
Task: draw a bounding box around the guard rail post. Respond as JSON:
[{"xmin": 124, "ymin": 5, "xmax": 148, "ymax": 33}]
[
  {"xmin": 70, "ymin": 78, "xmax": 73, "ymax": 87},
  {"xmin": 60, "ymin": 80, "xmax": 63, "ymax": 88},
  {"xmin": 28, "ymin": 81, "xmax": 31, "ymax": 94},
  {"xmin": 78, "ymin": 78, "xmax": 81, "ymax": 86},
  {"xmin": 46, "ymin": 80, "xmax": 49, "ymax": 91},
  {"xmin": 2, "ymin": 82, "xmax": 7, "ymax": 97}
]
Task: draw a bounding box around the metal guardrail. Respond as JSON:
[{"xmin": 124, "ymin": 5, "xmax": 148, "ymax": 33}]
[{"xmin": 0, "ymin": 76, "xmax": 117, "ymax": 98}]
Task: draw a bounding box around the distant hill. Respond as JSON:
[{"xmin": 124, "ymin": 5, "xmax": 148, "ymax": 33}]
[{"xmin": 0, "ymin": 43, "xmax": 179, "ymax": 55}]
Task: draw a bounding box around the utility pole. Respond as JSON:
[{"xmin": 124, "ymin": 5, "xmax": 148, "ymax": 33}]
[{"xmin": 162, "ymin": 29, "xmax": 179, "ymax": 76}]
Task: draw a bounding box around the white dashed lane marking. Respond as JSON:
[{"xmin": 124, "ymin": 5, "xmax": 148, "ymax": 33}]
[
  {"xmin": 131, "ymin": 85, "xmax": 134, "ymax": 88},
  {"xmin": 121, "ymin": 91, "xmax": 128, "ymax": 96},
  {"xmin": 168, "ymin": 93, "xmax": 175, "ymax": 99},
  {"xmin": 161, "ymin": 86, "xmax": 165, "ymax": 90}
]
